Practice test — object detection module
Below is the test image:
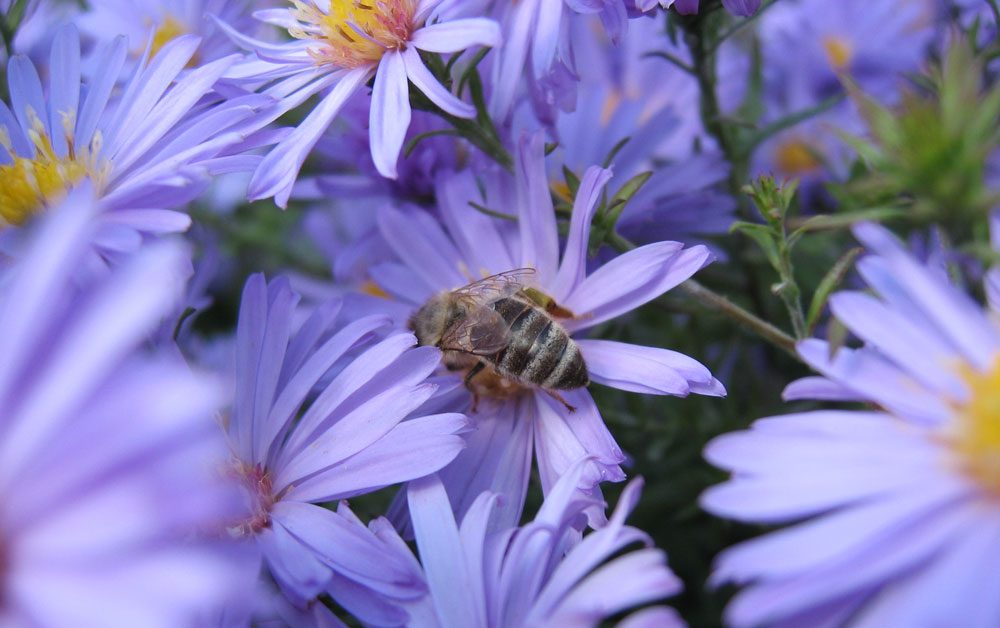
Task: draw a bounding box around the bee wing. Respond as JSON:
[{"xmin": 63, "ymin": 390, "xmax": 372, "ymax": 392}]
[
  {"xmin": 438, "ymin": 306, "xmax": 511, "ymax": 355},
  {"xmin": 452, "ymin": 268, "xmax": 536, "ymax": 305}
]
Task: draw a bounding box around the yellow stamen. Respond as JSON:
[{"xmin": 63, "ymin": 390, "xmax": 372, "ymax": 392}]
[
  {"xmin": 952, "ymin": 357, "xmax": 1000, "ymax": 492},
  {"xmin": 288, "ymin": 0, "xmax": 418, "ymax": 68},
  {"xmin": 822, "ymin": 35, "xmax": 853, "ymax": 71},
  {"xmin": 151, "ymin": 16, "xmax": 187, "ymax": 58},
  {"xmin": 774, "ymin": 138, "xmax": 821, "ymax": 176},
  {"xmin": 360, "ymin": 279, "xmax": 388, "ymax": 298},
  {"xmin": 0, "ymin": 111, "xmax": 97, "ymax": 228}
]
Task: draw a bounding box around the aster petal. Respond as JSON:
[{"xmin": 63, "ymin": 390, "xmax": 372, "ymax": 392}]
[
  {"xmin": 401, "ymin": 47, "xmax": 474, "ymax": 118},
  {"xmin": 370, "ymin": 51, "xmax": 411, "ymax": 179},
  {"xmin": 489, "ymin": 0, "xmax": 532, "ymax": 118},
  {"xmin": 617, "ymin": 607, "xmax": 686, "ymax": 628},
  {"xmin": 47, "ymin": 25, "xmax": 80, "ymax": 159},
  {"xmin": 250, "ymin": 69, "xmax": 367, "ymax": 207},
  {"xmin": 578, "ymin": 339, "xmax": 724, "ymax": 397},
  {"xmin": 551, "ymin": 166, "xmax": 613, "ymax": 301},
  {"xmin": 532, "ymin": 0, "xmax": 563, "ymax": 77},
  {"xmin": 282, "ymin": 413, "xmax": 468, "ymax": 503},
  {"xmin": 411, "ymin": 18, "xmax": 502, "ymax": 52},
  {"xmin": 408, "ymin": 474, "xmax": 488, "ymax": 628},
  {"xmin": 271, "ymin": 501, "xmax": 424, "ymax": 601},
  {"xmin": 437, "ymin": 170, "xmax": 517, "ymax": 274},
  {"xmin": 8, "ymin": 54, "xmax": 47, "ymax": 141},
  {"xmin": 563, "ymin": 243, "xmax": 711, "ymax": 332},
  {"xmin": 377, "ymin": 204, "xmax": 467, "ymax": 290},
  {"xmin": 517, "ymin": 133, "xmax": 560, "ymax": 281},
  {"xmin": 75, "ymin": 36, "xmax": 127, "ymax": 148},
  {"xmin": 782, "ymin": 376, "xmax": 858, "ymax": 402}
]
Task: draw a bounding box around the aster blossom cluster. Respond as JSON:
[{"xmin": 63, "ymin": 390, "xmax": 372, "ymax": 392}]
[{"xmin": 2, "ymin": 0, "xmax": 996, "ymax": 626}]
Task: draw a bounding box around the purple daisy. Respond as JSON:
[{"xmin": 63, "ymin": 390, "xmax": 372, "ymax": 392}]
[
  {"xmin": 369, "ymin": 132, "xmax": 724, "ymax": 528},
  {"xmin": 402, "ymin": 460, "xmax": 684, "ymax": 626},
  {"xmin": 0, "ymin": 24, "xmax": 269, "ymax": 263},
  {"xmin": 77, "ymin": 0, "xmax": 273, "ymax": 65},
  {"xmin": 220, "ymin": 272, "xmax": 469, "ymax": 622},
  {"xmin": 632, "ymin": 0, "xmax": 761, "ymax": 17},
  {"xmin": 703, "ymin": 222, "xmax": 1000, "ymax": 627},
  {"xmin": 215, "ymin": 0, "xmax": 501, "ymax": 205},
  {"xmin": 0, "ymin": 184, "xmax": 250, "ymax": 626}
]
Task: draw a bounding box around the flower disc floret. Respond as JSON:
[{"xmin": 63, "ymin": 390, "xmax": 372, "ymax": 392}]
[
  {"xmin": 290, "ymin": 0, "xmax": 417, "ymax": 68},
  {"xmin": 953, "ymin": 356, "xmax": 1000, "ymax": 492}
]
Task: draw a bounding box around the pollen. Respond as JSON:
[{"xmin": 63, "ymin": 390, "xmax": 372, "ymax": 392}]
[
  {"xmin": 952, "ymin": 356, "xmax": 1000, "ymax": 493},
  {"xmin": 822, "ymin": 35, "xmax": 853, "ymax": 71},
  {"xmin": 231, "ymin": 461, "xmax": 276, "ymax": 535},
  {"xmin": 774, "ymin": 138, "xmax": 821, "ymax": 176},
  {"xmin": 0, "ymin": 112, "xmax": 95, "ymax": 228},
  {"xmin": 288, "ymin": 0, "xmax": 418, "ymax": 68}
]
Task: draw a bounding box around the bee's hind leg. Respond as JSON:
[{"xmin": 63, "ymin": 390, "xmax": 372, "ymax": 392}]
[{"xmin": 544, "ymin": 389, "xmax": 576, "ymax": 413}]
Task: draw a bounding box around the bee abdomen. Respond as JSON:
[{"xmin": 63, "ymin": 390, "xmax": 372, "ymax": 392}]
[
  {"xmin": 492, "ymin": 299, "xmax": 548, "ymax": 375},
  {"xmin": 540, "ymin": 337, "xmax": 588, "ymax": 390}
]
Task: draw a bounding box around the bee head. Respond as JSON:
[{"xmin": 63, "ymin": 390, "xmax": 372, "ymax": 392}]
[{"xmin": 409, "ymin": 292, "xmax": 460, "ymax": 347}]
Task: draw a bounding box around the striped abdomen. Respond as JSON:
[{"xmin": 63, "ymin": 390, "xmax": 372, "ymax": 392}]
[{"xmin": 486, "ymin": 296, "xmax": 588, "ymax": 390}]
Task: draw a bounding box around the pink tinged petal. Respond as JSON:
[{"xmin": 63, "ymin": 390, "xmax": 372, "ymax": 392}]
[
  {"xmin": 797, "ymin": 339, "xmax": 951, "ymax": 426},
  {"xmin": 369, "ymin": 51, "xmax": 411, "ymax": 179},
  {"xmin": 550, "ymin": 166, "xmax": 613, "ymax": 301},
  {"xmin": 549, "ymin": 549, "xmax": 679, "ymax": 623},
  {"xmin": 282, "ymin": 413, "xmax": 469, "ymax": 503},
  {"xmin": 272, "ymin": 501, "xmax": 424, "ymax": 600},
  {"xmin": 564, "ymin": 243, "xmax": 712, "ymax": 332},
  {"xmin": 517, "ymin": 132, "xmax": 560, "ymax": 282},
  {"xmin": 408, "ymin": 474, "xmax": 489, "ymax": 627},
  {"xmin": 853, "ymin": 222, "xmax": 1000, "ymax": 370},
  {"xmin": 829, "ymin": 291, "xmax": 967, "ymax": 400},
  {"xmin": 250, "ymin": 69, "xmax": 368, "ymax": 207},
  {"xmin": 401, "ymin": 47, "xmax": 474, "ymax": 118},
  {"xmin": 411, "ymin": 18, "xmax": 502, "ymax": 52},
  {"xmin": 782, "ymin": 376, "xmax": 858, "ymax": 402},
  {"xmin": 578, "ymin": 339, "xmax": 723, "ymax": 397}
]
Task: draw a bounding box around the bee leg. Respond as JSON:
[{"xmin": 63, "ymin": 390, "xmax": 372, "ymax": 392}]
[
  {"xmin": 464, "ymin": 362, "xmax": 486, "ymax": 413},
  {"xmin": 544, "ymin": 389, "xmax": 576, "ymax": 413}
]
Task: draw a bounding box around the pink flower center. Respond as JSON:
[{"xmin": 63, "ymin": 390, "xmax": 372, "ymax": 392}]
[
  {"xmin": 232, "ymin": 461, "xmax": 276, "ymax": 535},
  {"xmin": 288, "ymin": 0, "xmax": 419, "ymax": 69}
]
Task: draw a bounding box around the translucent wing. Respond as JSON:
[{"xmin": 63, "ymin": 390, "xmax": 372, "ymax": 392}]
[
  {"xmin": 452, "ymin": 268, "xmax": 536, "ymax": 305},
  {"xmin": 438, "ymin": 305, "xmax": 510, "ymax": 355},
  {"xmin": 438, "ymin": 268, "xmax": 536, "ymax": 355}
]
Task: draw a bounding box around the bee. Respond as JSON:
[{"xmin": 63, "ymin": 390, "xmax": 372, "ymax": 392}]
[{"xmin": 409, "ymin": 268, "xmax": 588, "ymax": 411}]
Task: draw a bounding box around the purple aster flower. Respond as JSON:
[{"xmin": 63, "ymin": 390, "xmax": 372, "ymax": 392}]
[
  {"xmin": 0, "ymin": 24, "xmax": 269, "ymax": 262},
  {"xmin": 369, "ymin": 132, "xmax": 724, "ymax": 529},
  {"xmin": 402, "ymin": 460, "xmax": 684, "ymax": 626},
  {"xmin": 0, "ymin": 184, "xmax": 251, "ymax": 626},
  {"xmin": 215, "ymin": 0, "xmax": 501, "ymax": 206},
  {"xmin": 77, "ymin": 0, "xmax": 273, "ymax": 65},
  {"xmin": 703, "ymin": 221, "xmax": 1000, "ymax": 626},
  {"xmin": 753, "ymin": 0, "xmax": 934, "ymax": 188},
  {"xmin": 544, "ymin": 16, "xmax": 735, "ymax": 247},
  {"xmin": 220, "ymin": 272, "xmax": 469, "ymax": 621}
]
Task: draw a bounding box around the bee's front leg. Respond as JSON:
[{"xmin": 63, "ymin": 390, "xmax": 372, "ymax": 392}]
[{"xmin": 464, "ymin": 361, "xmax": 486, "ymax": 413}]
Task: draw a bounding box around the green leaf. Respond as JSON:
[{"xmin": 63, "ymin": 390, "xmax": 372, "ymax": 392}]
[
  {"xmin": 791, "ymin": 207, "xmax": 905, "ymax": 237},
  {"xmin": 468, "ymin": 201, "xmax": 517, "ymax": 221},
  {"xmin": 730, "ymin": 221, "xmax": 781, "ymax": 270},
  {"xmin": 806, "ymin": 247, "xmax": 862, "ymax": 333},
  {"xmin": 403, "ymin": 128, "xmax": 462, "ymax": 158},
  {"xmin": 604, "ymin": 171, "xmax": 653, "ymax": 227}
]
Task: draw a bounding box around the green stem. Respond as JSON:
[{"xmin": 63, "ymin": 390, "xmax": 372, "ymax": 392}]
[{"xmin": 605, "ymin": 231, "xmax": 800, "ymax": 359}]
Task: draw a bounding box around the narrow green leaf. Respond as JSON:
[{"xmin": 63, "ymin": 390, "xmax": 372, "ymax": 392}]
[{"xmin": 806, "ymin": 247, "xmax": 862, "ymax": 333}]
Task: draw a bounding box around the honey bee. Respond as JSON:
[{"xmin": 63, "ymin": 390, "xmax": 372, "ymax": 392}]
[{"xmin": 409, "ymin": 268, "xmax": 588, "ymax": 411}]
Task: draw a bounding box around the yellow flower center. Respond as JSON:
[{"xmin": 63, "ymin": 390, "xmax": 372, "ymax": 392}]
[
  {"xmin": 822, "ymin": 35, "xmax": 853, "ymax": 71},
  {"xmin": 774, "ymin": 138, "xmax": 821, "ymax": 176},
  {"xmin": 952, "ymin": 357, "xmax": 1000, "ymax": 493},
  {"xmin": 288, "ymin": 0, "xmax": 418, "ymax": 68},
  {"xmin": 151, "ymin": 16, "xmax": 188, "ymax": 58},
  {"xmin": 0, "ymin": 112, "xmax": 101, "ymax": 228},
  {"xmin": 360, "ymin": 278, "xmax": 389, "ymax": 298}
]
